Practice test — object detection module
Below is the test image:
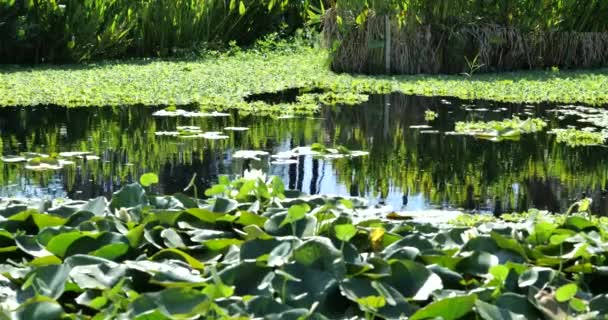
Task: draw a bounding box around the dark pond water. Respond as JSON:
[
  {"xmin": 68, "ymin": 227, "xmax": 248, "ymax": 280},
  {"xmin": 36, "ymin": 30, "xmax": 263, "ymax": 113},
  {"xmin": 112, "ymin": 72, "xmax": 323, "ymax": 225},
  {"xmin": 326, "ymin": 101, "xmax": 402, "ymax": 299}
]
[{"xmin": 2, "ymin": 93, "xmax": 608, "ymax": 215}]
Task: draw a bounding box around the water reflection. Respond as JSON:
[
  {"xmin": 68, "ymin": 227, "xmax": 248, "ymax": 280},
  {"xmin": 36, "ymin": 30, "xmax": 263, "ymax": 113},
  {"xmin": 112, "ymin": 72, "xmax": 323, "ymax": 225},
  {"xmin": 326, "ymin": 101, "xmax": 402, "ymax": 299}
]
[{"xmin": 1, "ymin": 94, "xmax": 608, "ymax": 214}]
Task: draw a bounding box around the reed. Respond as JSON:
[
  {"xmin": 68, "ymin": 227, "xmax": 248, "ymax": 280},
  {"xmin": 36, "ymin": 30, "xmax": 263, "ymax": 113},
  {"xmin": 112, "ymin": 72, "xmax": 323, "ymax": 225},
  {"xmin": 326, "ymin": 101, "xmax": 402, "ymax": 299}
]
[{"xmin": 325, "ymin": 0, "xmax": 608, "ymax": 74}]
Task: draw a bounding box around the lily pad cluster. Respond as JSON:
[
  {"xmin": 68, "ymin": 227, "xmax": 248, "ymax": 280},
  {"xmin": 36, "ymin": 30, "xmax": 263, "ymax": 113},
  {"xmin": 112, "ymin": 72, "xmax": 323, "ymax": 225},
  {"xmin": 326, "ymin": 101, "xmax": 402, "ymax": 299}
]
[
  {"xmin": 155, "ymin": 126, "xmax": 229, "ymax": 140},
  {"xmin": 424, "ymin": 110, "xmax": 438, "ymax": 121},
  {"xmin": 2, "ymin": 175, "xmax": 608, "ymax": 319},
  {"xmin": 297, "ymin": 92, "xmax": 370, "ymax": 106},
  {"xmin": 454, "ymin": 117, "xmax": 548, "ymax": 141},
  {"xmin": 549, "ymin": 128, "xmax": 607, "ymax": 147},
  {"xmin": 232, "ymin": 144, "xmax": 369, "ymax": 165},
  {"xmin": 0, "ymin": 152, "xmax": 98, "ymax": 171},
  {"xmin": 152, "ymin": 109, "xmax": 230, "ymax": 118}
]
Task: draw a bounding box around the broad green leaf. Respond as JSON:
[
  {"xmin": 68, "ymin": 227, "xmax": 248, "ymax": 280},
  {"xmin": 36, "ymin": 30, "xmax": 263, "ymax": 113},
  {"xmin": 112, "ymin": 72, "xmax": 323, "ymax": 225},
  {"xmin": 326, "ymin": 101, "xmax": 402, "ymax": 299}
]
[
  {"xmin": 202, "ymin": 283, "xmax": 235, "ymax": 299},
  {"xmin": 140, "ymin": 173, "xmax": 159, "ymax": 187},
  {"xmin": 208, "ymin": 197, "xmax": 238, "ymax": 213},
  {"xmin": 150, "ymin": 248, "xmax": 204, "ymax": 270},
  {"xmin": 267, "ymin": 242, "xmax": 292, "ymax": 267},
  {"xmin": 45, "ymin": 231, "xmax": 85, "ymax": 258},
  {"xmin": 475, "ymin": 299, "xmax": 526, "ymax": 320},
  {"xmin": 23, "ymin": 264, "xmax": 70, "ymax": 299},
  {"xmin": 110, "ymin": 183, "xmax": 147, "ymax": 210},
  {"xmin": 32, "ymin": 213, "xmax": 67, "ymax": 229},
  {"xmin": 410, "ymin": 295, "xmax": 476, "ymax": 320},
  {"xmin": 91, "ymin": 243, "xmax": 129, "ymax": 260},
  {"xmin": 563, "ymin": 216, "xmax": 596, "ymax": 231},
  {"xmin": 236, "ymin": 211, "xmax": 267, "ymax": 227},
  {"xmin": 382, "ymin": 260, "xmax": 443, "ymax": 301},
  {"xmin": 160, "ymin": 228, "xmax": 186, "ymax": 248},
  {"xmin": 15, "ymin": 297, "xmax": 64, "ymax": 320},
  {"xmin": 293, "ymin": 237, "xmax": 342, "ymax": 273},
  {"xmin": 334, "ymin": 224, "xmax": 357, "ymax": 242},
  {"xmin": 271, "ymin": 176, "xmax": 285, "ymax": 199},
  {"xmin": 555, "ymin": 283, "xmax": 577, "ymax": 302},
  {"xmin": 204, "ymin": 238, "xmax": 243, "ymax": 251},
  {"xmin": 356, "ymin": 295, "xmax": 385, "ymax": 311},
  {"xmin": 130, "ymin": 287, "xmax": 208, "ymax": 318},
  {"xmin": 205, "ymin": 184, "xmax": 226, "ymax": 197},
  {"xmin": 280, "ymin": 204, "xmax": 311, "ymax": 227},
  {"xmin": 15, "ymin": 235, "xmax": 52, "ymax": 257},
  {"xmin": 569, "ymin": 297, "xmax": 587, "ymax": 313},
  {"xmin": 238, "ymin": 1, "xmax": 247, "ymax": 15}
]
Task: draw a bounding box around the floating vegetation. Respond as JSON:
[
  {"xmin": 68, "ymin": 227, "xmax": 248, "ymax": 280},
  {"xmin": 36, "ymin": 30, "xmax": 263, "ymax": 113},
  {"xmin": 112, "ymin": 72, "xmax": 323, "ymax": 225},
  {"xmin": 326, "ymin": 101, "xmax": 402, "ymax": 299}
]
[
  {"xmin": 3, "ymin": 49, "xmax": 608, "ymax": 112},
  {"xmin": 420, "ymin": 130, "xmax": 440, "ymax": 134},
  {"xmin": 455, "ymin": 117, "xmax": 547, "ymax": 141},
  {"xmin": 424, "ymin": 110, "xmax": 438, "ymax": 121},
  {"xmin": 3, "ymin": 175, "xmax": 608, "ymax": 318},
  {"xmin": 224, "ymin": 126, "xmax": 249, "ymax": 131},
  {"xmin": 550, "ymin": 128, "xmax": 607, "ymax": 147},
  {"xmin": 272, "ymin": 143, "xmax": 369, "ymax": 161},
  {"xmin": 233, "ymin": 150, "xmax": 269, "ymax": 161},
  {"xmin": 297, "ymin": 92, "xmax": 369, "ymax": 106},
  {"xmin": 550, "ymin": 105, "xmax": 608, "ymax": 131},
  {"xmin": 24, "ymin": 157, "xmax": 74, "ymax": 171},
  {"xmin": 58, "ymin": 151, "xmax": 91, "ymax": 157},
  {"xmin": 153, "ymin": 109, "xmax": 230, "ymax": 118},
  {"xmin": 0, "ymin": 152, "xmax": 93, "ymax": 171},
  {"xmin": 155, "ymin": 127, "xmax": 229, "ymax": 139}
]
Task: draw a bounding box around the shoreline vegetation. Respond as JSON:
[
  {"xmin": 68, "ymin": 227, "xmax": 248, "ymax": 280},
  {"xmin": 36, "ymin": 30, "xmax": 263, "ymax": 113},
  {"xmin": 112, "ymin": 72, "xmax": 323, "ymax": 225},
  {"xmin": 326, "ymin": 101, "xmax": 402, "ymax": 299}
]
[
  {"xmin": 1, "ymin": 175, "xmax": 607, "ymax": 319},
  {"xmin": 325, "ymin": 1, "xmax": 608, "ymax": 74},
  {"xmin": 1, "ymin": 47, "xmax": 608, "ymax": 110}
]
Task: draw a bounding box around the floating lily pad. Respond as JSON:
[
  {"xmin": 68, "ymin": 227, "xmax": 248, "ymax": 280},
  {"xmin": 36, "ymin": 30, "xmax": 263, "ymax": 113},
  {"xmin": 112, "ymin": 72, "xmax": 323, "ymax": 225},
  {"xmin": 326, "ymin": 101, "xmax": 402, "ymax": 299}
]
[
  {"xmin": 271, "ymin": 159, "xmax": 299, "ymax": 165},
  {"xmin": 224, "ymin": 127, "xmax": 249, "ymax": 131},
  {"xmin": 153, "ymin": 109, "xmax": 229, "ymax": 117},
  {"xmin": 455, "ymin": 117, "xmax": 547, "ymax": 142},
  {"xmin": 58, "ymin": 151, "xmax": 91, "ymax": 158},
  {"xmin": 549, "ymin": 128, "xmax": 606, "ymax": 147},
  {"xmin": 1, "ymin": 156, "xmax": 27, "ymax": 163},
  {"xmin": 233, "ymin": 150, "xmax": 269, "ymax": 161},
  {"xmin": 271, "ymin": 144, "xmax": 368, "ymax": 160}
]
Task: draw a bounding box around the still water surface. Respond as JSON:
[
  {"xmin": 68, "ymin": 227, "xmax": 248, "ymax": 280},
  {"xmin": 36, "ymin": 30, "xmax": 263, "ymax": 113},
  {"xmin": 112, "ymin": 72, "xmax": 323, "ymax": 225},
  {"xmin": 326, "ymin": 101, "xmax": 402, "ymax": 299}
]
[{"xmin": 2, "ymin": 93, "xmax": 608, "ymax": 214}]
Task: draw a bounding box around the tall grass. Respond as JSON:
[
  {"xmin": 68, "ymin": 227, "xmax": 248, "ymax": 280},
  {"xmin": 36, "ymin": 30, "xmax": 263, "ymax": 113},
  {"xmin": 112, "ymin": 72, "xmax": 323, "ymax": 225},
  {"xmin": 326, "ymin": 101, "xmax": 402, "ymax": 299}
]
[
  {"xmin": 0, "ymin": 0, "xmax": 305, "ymax": 63},
  {"xmin": 333, "ymin": 0, "xmax": 608, "ymax": 32},
  {"xmin": 326, "ymin": 0, "xmax": 608, "ymax": 74}
]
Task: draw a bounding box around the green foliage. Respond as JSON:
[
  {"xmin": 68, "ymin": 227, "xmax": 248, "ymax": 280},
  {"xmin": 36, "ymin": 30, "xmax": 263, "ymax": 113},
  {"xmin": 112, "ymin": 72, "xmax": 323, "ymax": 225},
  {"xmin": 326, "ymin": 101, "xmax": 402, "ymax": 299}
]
[
  {"xmin": 455, "ymin": 117, "xmax": 547, "ymax": 141},
  {"xmin": 424, "ymin": 110, "xmax": 437, "ymax": 121},
  {"xmin": 3, "ymin": 48, "xmax": 608, "ymax": 109},
  {"xmin": 1, "ymin": 176, "xmax": 608, "ymax": 318},
  {"xmin": 551, "ymin": 128, "xmax": 606, "ymax": 147},
  {"xmin": 139, "ymin": 173, "xmax": 159, "ymax": 187},
  {"xmin": 333, "ymin": 0, "xmax": 608, "ymax": 33},
  {"xmin": 0, "ymin": 0, "xmax": 309, "ymax": 63}
]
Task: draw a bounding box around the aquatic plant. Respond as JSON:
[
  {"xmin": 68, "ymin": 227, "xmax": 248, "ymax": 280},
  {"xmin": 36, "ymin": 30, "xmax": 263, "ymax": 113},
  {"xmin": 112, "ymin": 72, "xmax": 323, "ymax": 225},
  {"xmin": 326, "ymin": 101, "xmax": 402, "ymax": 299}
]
[
  {"xmin": 0, "ymin": 0, "xmax": 310, "ymax": 63},
  {"xmin": 550, "ymin": 128, "xmax": 607, "ymax": 147},
  {"xmin": 424, "ymin": 110, "xmax": 437, "ymax": 121},
  {"xmin": 2, "ymin": 47, "xmax": 608, "ymax": 111},
  {"xmin": 2, "ymin": 175, "xmax": 608, "ymax": 318},
  {"xmin": 455, "ymin": 117, "xmax": 547, "ymax": 141}
]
